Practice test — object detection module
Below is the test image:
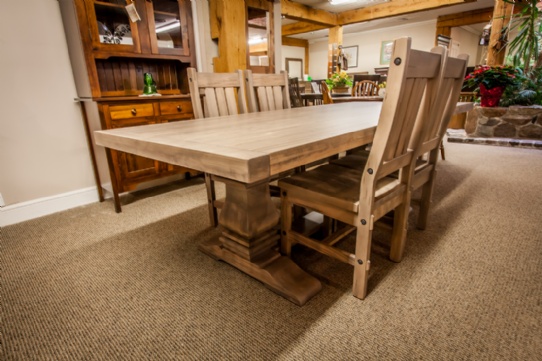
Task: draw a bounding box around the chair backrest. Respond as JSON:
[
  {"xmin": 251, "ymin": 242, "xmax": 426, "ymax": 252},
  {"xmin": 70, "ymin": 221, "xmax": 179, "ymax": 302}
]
[
  {"xmin": 245, "ymin": 70, "xmax": 291, "ymax": 112},
  {"xmin": 320, "ymin": 81, "xmax": 334, "ymax": 104},
  {"xmin": 288, "ymin": 77, "xmax": 304, "ymax": 108},
  {"xmin": 353, "ymin": 74, "xmax": 381, "ymax": 86},
  {"xmin": 352, "ymin": 80, "xmax": 380, "ymax": 96},
  {"xmin": 411, "ymin": 53, "xmax": 469, "ymax": 158},
  {"xmin": 187, "ymin": 67, "xmax": 248, "ymax": 119},
  {"xmin": 310, "ymin": 79, "xmax": 325, "ymax": 94},
  {"xmin": 362, "ymin": 37, "xmax": 443, "ymax": 184}
]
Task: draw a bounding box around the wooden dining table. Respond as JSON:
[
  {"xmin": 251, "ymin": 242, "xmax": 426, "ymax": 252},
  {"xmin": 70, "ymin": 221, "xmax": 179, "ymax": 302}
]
[{"xmin": 94, "ymin": 101, "xmax": 473, "ymax": 305}]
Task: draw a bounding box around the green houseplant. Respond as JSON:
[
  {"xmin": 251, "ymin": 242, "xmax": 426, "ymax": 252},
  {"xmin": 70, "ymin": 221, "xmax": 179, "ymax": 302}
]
[
  {"xmin": 498, "ymin": 0, "xmax": 542, "ymax": 106},
  {"xmin": 502, "ymin": 0, "xmax": 542, "ymax": 73},
  {"xmin": 325, "ymin": 70, "xmax": 353, "ymax": 90}
]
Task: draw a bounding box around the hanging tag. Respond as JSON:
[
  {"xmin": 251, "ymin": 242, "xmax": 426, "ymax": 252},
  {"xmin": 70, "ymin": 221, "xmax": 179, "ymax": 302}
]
[{"xmin": 125, "ymin": 3, "xmax": 141, "ymax": 22}]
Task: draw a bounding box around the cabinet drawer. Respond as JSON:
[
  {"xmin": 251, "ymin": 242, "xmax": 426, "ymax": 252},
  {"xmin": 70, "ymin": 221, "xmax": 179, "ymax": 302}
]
[
  {"xmin": 159, "ymin": 100, "xmax": 193, "ymax": 116},
  {"xmin": 109, "ymin": 104, "xmax": 155, "ymax": 120}
]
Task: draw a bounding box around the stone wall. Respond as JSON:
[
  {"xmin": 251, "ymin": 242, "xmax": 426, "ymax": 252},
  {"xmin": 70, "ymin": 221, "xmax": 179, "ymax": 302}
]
[{"xmin": 465, "ymin": 105, "xmax": 542, "ymax": 139}]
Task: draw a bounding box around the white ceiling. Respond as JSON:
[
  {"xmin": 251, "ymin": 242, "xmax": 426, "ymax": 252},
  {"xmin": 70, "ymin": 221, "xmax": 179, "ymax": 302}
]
[{"xmin": 285, "ymin": 0, "xmax": 495, "ymax": 40}]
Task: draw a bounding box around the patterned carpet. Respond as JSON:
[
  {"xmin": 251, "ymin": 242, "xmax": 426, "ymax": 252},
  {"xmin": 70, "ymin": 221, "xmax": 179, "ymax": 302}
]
[{"xmin": 1, "ymin": 142, "xmax": 541, "ymax": 360}]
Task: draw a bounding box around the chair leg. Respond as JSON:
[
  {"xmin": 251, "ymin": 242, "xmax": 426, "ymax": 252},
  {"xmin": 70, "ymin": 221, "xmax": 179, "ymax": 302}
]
[
  {"xmin": 417, "ymin": 169, "xmax": 437, "ymax": 230},
  {"xmin": 440, "ymin": 141, "xmax": 446, "ymax": 160},
  {"xmin": 280, "ymin": 191, "xmax": 293, "ymax": 256},
  {"xmin": 205, "ymin": 173, "xmax": 218, "ymax": 227},
  {"xmin": 352, "ymin": 222, "xmax": 373, "ymax": 300},
  {"xmin": 389, "ymin": 197, "xmax": 411, "ymax": 262}
]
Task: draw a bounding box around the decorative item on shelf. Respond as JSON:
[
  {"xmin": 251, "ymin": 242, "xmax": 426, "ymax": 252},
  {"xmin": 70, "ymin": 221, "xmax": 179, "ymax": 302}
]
[
  {"xmin": 113, "ymin": 24, "xmax": 131, "ymax": 44},
  {"xmin": 325, "ymin": 70, "xmax": 353, "ymax": 93},
  {"xmin": 141, "ymin": 72, "xmax": 161, "ymax": 96},
  {"xmin": 463, "ymin": 65, "xmax": 519, "ymax": 107}
]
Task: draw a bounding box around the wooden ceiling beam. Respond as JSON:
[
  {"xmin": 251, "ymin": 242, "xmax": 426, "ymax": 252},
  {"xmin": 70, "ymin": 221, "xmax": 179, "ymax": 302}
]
[
  {"xmin": 280, "ymin": 0, "xmax": 339, "ymax": 26},
  {"xmin": 338, "ymin": 0, "xmax": 478, "ymax": 26},
  {"xmin": 437, "ymin": 7, "xmax": 494, "ymax": 27},
  {"xmin": 282, "ymin": 21, "xmax": 329, "ymax": 36}
]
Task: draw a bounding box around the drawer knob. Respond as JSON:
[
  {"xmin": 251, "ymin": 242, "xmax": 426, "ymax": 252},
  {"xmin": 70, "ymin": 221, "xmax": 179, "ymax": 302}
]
[
  {"xmin": 177, "ymin": 105, "xmax": 182, "ymax": 112},
  {"xmin": 131, "ymin": 108, "xmax": 137, "ymax": 115}
]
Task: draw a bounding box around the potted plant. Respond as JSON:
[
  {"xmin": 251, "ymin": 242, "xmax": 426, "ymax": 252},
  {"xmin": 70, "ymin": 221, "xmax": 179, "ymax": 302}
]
[
  {"xmin": 463, "ymin": 65, "xmax": 520, "ymax": 107},
  {"xmin": 325, "ymin": 70, "xmax": 353, "ymax": 93},
  {"xmin": 502, "ymin": 0, "xmax": 542, "ymax": 74},
  {"xmin": 499, "ymin": 0, "xmax": 542, "ymax": 106}
]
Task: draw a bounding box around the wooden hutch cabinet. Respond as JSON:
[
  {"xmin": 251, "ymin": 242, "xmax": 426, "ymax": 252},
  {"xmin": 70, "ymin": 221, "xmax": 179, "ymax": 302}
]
[{"xmin": 59, "ymin": 0, "xmax": 198, "ymax": 212}]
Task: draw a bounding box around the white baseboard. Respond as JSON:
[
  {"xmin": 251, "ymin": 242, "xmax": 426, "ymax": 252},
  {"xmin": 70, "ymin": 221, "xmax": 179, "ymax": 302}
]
[{"xmin": 0, "ymin": 187, "xmax": 101, "ymax": 227}]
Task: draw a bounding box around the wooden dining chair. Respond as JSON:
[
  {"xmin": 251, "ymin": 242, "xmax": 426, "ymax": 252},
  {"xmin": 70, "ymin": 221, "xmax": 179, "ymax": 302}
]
[
  {"xmin": 244, "ymin": 69, "xmax": 308, "ymax": 196},
  {"xmin": 279, "ymin": 37, "xmax": 445, "ymax": 300},
  {"xmin": 187, "ymin": 67, "xmax": 248, "ymax": 227},
  {"xmin": 320, "ymin": 81, "xmax": 334, "ymax": 104},
  {"xmin": 331, "ymin": 53, "xmax": 469, "ymax": 235},
  {"xmin": 351, "ymin": 80, "xmax": 380, "ymax": 96},
  {"xmin": 288, "ymin": 77, "xmax": 304, "ymax": 108},
  {"xmin": 412, "ymin": 53, "xmax": 469, "ymax": 230},
  {"xmin": 244, "ymin": 70, "xmax": 291, "ymax": 112}
]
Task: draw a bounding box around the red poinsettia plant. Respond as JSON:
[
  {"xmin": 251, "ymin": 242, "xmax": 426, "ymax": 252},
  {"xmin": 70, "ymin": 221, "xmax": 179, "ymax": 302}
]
[{"xmin": 464, "ymin": 65, "xmax": 520, "ymax": 90}]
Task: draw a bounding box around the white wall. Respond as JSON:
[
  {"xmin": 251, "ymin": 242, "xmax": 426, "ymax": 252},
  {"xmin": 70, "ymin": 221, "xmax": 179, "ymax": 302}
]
[
  {"xmin": 192, "ymin": 0, "xmax": 218, "ymax": 72},
  {"xmin": 308, "ymin": 20, "xmax": 439, "ymax": 79},
  {"xmin": 0, "ymin": 0, "xmax": 96, "ymax": 219},
  {"xmin": 281, "ymin": 46, "xmax": 306, "ymax": 77},
  {"xmin": 451, "ymin": 26, "xmax": 482, "ymax": 67}
]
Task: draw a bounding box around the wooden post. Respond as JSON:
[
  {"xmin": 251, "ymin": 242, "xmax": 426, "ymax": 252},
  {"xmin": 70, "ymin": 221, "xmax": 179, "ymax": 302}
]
[
  {"xmin": 210, "ymin": 0, "xmax": 247, "ymax": 72},
  {"xmin": 487, "ymin": 0, "xmax": 514, "ymax": 66},
  {"xmin": 328, "ymin": 26, "xmax": 343, "ymax": 77}
]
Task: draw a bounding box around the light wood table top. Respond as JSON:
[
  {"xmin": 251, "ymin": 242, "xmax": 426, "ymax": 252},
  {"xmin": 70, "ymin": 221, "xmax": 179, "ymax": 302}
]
[{"xmin": 95, "ymin": 102, "xmax": 381, "ymax": 183}]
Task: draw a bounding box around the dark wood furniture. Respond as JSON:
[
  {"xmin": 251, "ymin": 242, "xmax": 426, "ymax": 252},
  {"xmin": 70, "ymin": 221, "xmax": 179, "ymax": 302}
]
[
  {"xmin": 288, "ymin": 77, "xmax": 304, "ymax": 108},
  {"xmin": 351, "ymin": 80, "xmax": 380, "ymax": 96},
  {"xmin": 352, "ymin": 74, "xmax": 382, "ymax": 86},
  {"xmin": 59, "ymin": 0, "xmax": 197, "ymax": 212}
]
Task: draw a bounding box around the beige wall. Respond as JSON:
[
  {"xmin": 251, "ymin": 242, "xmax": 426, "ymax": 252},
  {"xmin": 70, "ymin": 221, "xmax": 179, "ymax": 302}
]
[
  {"xmin": 0, "ymin": 0, "xmax": 95, "ymax": 206},
  {"xmin": 451, "ymin": 26, "xmax": 482, "ymax": 67},
  {"xmin": 308, "ymin": 20, "xmax": 438, "ymax": 79}
]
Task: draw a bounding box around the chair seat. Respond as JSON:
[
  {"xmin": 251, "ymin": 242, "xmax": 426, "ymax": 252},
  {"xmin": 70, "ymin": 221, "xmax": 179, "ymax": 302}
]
[
  {"xmin": 332, "ymin": 152, "xmax": 430, "ymax": 176},
  {"xmin": 279, "ymin": 164, "xmax": 401, "ymax": 214}
]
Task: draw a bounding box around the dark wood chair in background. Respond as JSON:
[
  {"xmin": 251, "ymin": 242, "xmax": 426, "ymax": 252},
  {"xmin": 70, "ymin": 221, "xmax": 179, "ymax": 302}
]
[
  {"xmin": 320, "ymin": 81, "xmax": 334, "ymax": 104},
  {"xmin": 352, "ymin": 74, "xmax": 382, "ymax": 86},
  {"xmin": 352, "ymin": 80, "xmax": 380, "ymax": 96},
  {"xmin": 288, "ymin": 77, "xmax": 304, "ymax": 108}
]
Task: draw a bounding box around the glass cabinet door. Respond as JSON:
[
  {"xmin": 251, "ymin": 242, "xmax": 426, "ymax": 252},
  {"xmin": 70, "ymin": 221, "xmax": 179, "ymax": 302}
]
[
  {"xmin": 147, "ymin": 0, "xmax": 190, "ymax": 56},
  {"xmin": 86, "ymin": 0, "xmax": 141, "ymax": 53}
]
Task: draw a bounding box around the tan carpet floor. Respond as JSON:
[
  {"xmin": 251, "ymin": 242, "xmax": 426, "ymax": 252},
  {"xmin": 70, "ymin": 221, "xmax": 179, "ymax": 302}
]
[{"xmin": 1, "ymin": 141, "xmax": 541, "ymax": 360}]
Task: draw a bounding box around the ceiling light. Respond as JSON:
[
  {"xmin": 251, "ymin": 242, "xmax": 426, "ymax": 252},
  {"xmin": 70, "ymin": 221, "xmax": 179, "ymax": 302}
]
[
  {"xmin": 329, "ymin": 0, "xmax": 390, "ymax": 6},
  {"xmin": 248, "ymin": 37, "xmax": 267, "ymax": 45},
  {"xmin": 156, "ymin": 21, "xmax": 180, "ymax": 34},
  {"xmin": 329, "ymin": 0, "xmax": 357, "ymax": 4}
]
